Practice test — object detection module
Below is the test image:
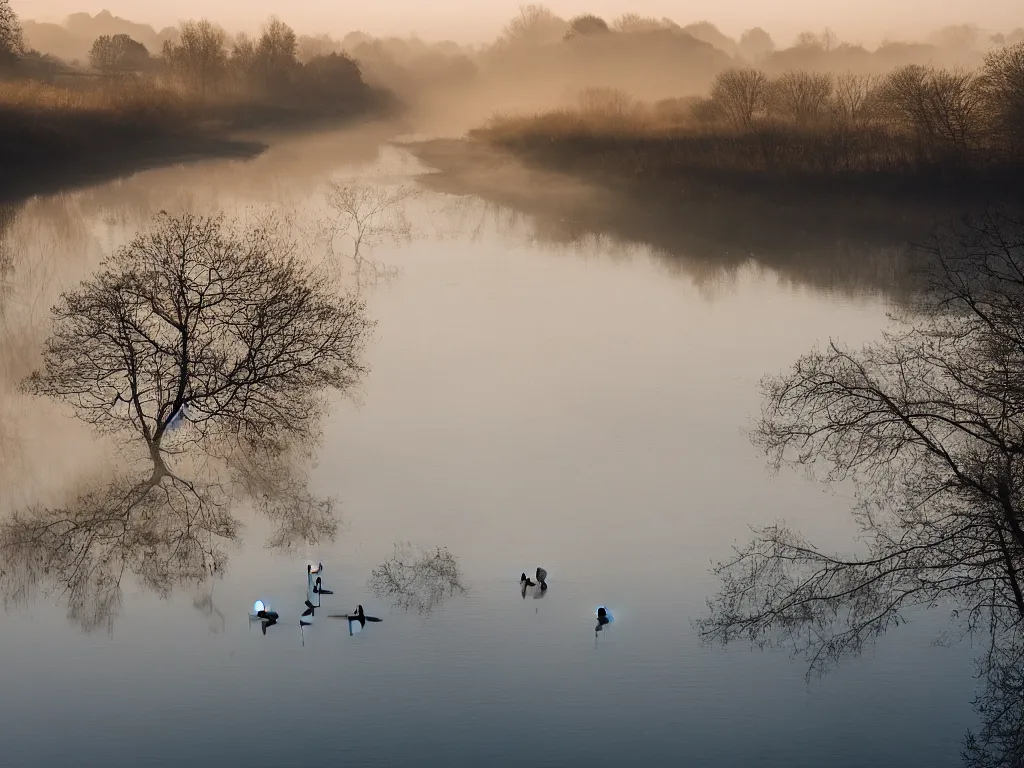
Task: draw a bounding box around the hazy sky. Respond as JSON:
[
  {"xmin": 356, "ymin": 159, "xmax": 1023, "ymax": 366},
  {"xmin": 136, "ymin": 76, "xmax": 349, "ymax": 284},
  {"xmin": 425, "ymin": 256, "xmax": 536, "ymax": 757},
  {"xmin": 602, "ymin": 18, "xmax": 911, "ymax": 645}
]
[{"xmin": 11, "ymin": 0, "xmax": 1022, "ymax": 44}]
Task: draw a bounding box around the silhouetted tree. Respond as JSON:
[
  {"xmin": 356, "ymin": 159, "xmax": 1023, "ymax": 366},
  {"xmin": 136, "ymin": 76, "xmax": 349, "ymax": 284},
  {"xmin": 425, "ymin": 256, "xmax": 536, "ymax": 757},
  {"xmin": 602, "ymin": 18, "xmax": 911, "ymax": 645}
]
[
  {"xmin": 768, "ymin": 70, "xmax": 833, "ymax": 125},
  {"xmin": 881, "ymin": 64, "xmax": 987, "ymax": 162},
  {"xmin": 88, "ymin": 33, "xmax": 149, "ymax": 76},
  {"xmin": 982, "ymin": 43, "xmax": 1024, "ymax": 157},
  {"xmin": 698, "ymin": 209, "xmax": 1024, "ymax": 678},
  {"xmin": 24, "ymin": 212, "xmax": 372, "ymax": 474},
  {"xmin": 0, "ymin": 0, "xmax": 23, "ymax": 64},
  {"xmin": 255, "ymin": 16, "xmax": 298, "ymax": 91},
  {"xmin": 612, "ymin": 13, "xmax": 667, "ymax": 34},
  {"xmin": 162, "ymin": 19, "xmax": 227, "ymax": 99},
  {"xmin": 710, "ymin": 67, "xmax": 768, "ymax": 129}
]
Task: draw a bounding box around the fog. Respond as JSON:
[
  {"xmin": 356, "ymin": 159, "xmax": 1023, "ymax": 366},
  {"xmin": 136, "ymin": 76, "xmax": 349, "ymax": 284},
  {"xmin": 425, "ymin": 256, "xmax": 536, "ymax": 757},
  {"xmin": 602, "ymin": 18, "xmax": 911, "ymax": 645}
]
[{"xmin": 12, "ymin": 0, "xmax": 1022, "ymax": 46}]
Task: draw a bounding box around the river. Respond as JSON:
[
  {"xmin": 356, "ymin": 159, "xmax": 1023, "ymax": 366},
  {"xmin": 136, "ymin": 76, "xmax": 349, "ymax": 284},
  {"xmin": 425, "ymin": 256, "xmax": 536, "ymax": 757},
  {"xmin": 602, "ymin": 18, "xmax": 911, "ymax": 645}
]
[{"xmin": 0, "ymin": 124, "xmax": 980, "ymax": 767}]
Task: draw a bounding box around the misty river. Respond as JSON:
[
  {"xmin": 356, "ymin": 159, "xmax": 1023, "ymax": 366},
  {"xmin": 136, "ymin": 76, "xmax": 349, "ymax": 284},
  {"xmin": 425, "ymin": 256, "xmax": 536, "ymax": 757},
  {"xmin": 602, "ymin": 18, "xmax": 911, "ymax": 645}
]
[{"xmin": 0, "ymin": 124, "xmax": 979, "ymax": 767}]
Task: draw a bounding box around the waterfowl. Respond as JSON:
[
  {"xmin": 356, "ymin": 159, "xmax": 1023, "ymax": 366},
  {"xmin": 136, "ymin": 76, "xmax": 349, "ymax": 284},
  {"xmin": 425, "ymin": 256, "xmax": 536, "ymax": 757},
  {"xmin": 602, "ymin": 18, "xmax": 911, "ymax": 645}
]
[
  {"xmin": 249, "ymin": 600, "xmax": 279, "ymax": 634},
  {"xmin": 307, "ymin": 563, "xmax": 333, "ymax": 595},
  {"xmin": 328, "ymin": 605, "xmax": 382, "ymax": 634},
  {"xmin": 535, "ymin": 567, "xmax": 548, "ymax": 590},
  {"xmin": 595, "ymin": 606, "xmax": 613, "ymax": 633}
]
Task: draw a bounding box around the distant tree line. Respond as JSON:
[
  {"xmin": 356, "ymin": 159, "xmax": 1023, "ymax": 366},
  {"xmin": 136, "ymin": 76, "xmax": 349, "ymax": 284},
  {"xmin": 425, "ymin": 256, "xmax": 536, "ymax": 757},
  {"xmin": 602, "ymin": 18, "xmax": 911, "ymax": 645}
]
[
  {"xmin": 77, "ymin": 16, "xmax": 366, "ymax": 102},
  {"xmin": 686, "ymin": 45, "xmax": 1024, "ymax": 172}
]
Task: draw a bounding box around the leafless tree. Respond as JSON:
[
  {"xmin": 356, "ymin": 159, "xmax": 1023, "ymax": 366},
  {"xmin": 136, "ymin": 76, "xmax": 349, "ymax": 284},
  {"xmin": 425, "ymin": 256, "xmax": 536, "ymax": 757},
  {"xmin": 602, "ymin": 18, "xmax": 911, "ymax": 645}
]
[
  {"xmin": 368, "ymin": 543, "xmax": 467, "ymax": 614},
  {"xmin": 982, "ymin": 43, "xmax": 1024, "ymax": 158},
  {"xmin": 881, "ymin": 65, "xmax": 988, "ymax": 162},
  {"xmin": 964, "ymin": 626, "xmax": 1024, "ymax": 768},
  {"xmin": 498, "ymin": 4, "xmax": 567, "ymax": 47},
  {"xmin": 829, "ymin": 72, "xmax": 883, "ymax": 128},
  {"xmin": 24, "ymin": 211, "xmax": 372, "ymax": 476},
  {"xmin": 768, "ymin": 70, "xmax": 834, "ymax": 125},
  {"xmin": 697, "ymin": 208, "xmax": 1024, "ymax": 759},
  {"xmin": 325, "ymin": 182, "xmax": 416, "ymax": 289},
  {"xmin": 162, "ymin": 20, "xmax": 228, "ymax": 99},
  {"xmin": 0, "ymin": 471, "xmax": 235, "ymax": 633},
  {"xmin": 709, "ymin": 68, "xmax": 769, "ymax": 129}
]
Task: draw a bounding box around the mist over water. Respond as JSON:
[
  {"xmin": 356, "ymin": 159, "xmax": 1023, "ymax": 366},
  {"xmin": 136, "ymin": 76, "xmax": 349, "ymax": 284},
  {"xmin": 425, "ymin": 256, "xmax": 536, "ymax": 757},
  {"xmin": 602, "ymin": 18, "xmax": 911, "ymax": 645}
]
[
  {"xmin": 0, "ymin": 122, "xmax": 982, "ymax": 767},
  {"xmin": 4, "ymin": 0, "xmax": 1023, "ymax": 764}
]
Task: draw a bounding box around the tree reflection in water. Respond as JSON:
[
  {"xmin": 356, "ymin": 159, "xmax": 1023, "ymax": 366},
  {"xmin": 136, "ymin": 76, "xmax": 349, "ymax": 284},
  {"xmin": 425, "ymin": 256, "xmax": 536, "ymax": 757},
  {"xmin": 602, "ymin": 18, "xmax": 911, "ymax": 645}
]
[
  {"xmin": 695, "ymin": 209, "xmax": 1024, "ymax": 767},
  {"xmin": 368, "ymin": 543, "xmax": 467, "ymax": 615},
  {"xmin": 1, "ymin": 211, "xmax": 372, "ymax": 631}
]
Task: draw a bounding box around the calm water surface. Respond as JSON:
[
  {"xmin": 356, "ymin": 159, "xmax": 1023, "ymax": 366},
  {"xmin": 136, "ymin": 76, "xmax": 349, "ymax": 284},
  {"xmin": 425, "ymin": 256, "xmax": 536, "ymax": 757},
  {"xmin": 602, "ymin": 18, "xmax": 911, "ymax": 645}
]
[{"xmin": 0, "ymin": 127, "xmax": 978, "ymax": 767}]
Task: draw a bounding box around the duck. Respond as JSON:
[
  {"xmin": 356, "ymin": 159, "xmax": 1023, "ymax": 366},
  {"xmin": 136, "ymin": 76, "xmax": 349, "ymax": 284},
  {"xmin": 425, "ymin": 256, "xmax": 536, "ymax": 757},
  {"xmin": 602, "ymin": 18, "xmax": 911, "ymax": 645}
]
[
  {"xmin": 535, "ymin": 566, "xmax": 548, "ymax": 591},
  {"xmin": 595, "ymin": 606, "xmax": 613, "ymax": 633}
]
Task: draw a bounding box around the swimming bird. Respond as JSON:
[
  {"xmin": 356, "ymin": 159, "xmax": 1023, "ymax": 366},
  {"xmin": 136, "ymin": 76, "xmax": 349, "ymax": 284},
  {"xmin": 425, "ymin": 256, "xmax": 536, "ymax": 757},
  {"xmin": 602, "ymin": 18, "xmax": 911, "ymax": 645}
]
[
  {"xmin": 535, "ymin": 567, "xmax": 548, "ymax": 591},
  {"xmin": 595, "ymin": 606, "xmax": 612, "ymax": 633},
  {"xmin": 249, "ymin": 600, "xmax": 279, "ymax": 635},
  {"xmin": 328, "ymin": 605, "xmax": 382, "ymax": 635}
]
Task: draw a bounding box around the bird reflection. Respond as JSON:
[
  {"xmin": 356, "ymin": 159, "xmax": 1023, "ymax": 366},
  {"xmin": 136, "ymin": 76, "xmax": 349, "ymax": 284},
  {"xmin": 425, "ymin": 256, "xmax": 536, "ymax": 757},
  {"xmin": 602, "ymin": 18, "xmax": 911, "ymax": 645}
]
[
  {"xmin": 249, "ymin": 600, "xmax": 280, "ymax": 635},
  {"xmin": 308, "ymin": 562, "xmax": 334, "ymax": 598},
  {"xmin": 520, "ymin": 572, "xmax": 536, "ymax": 599},
  {"xmin": 595, "ymin": 606, "xmax": 612, "ymax": 634},
  {"xmin": 329, "ymin": 605, "xmax": 382, "ymax": 636}
]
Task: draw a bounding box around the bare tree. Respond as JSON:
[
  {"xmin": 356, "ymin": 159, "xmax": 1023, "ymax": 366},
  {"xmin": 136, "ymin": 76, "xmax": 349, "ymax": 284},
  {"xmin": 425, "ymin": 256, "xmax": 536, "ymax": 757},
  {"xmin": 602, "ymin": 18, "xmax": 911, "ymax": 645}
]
[
  {"xmin": 162, "ymin": 20, "xmax": 228, "ymax": 99},
  {"xmin": 325, "ymin": 182, "xmax": 416, "ymax": 288},
  {"xmin": 768, "ymin": 70, "xmax": 834, "ymax": 125},
  {"xmin": 0, "ymin": 472, "xmax": 235, "ymax": 633},
  {"xmin": 882, "ymin": 65, "xmax": 988, "ymax": 162},
  {"xmin": 710, "ymin": 68, "xmax": 769, "ymax": 129},
  {"xmin": 24, "ymin": 212, "xmax": 372, "ymax": 474},
  {"xmin": 612, "ymin": 14, "xmax": 666, "ymax": 34},
  {"xmin": 368, "ymin": 543, "xmax": 467, "ymax": 614},
  {"xmin": 255, "ymin": 16, "xmax": 298, "ymax": 91},
  {"xmin": 982, "ymin": 43, "xmax": 1024, "ymax": 158},
  {"xmin": 498, "ymin": 4, "xmax": 567, "ymax": 47},
  {"xmin": 830, "ymin": 72, "xmax": 883, "ymax": 128},
  {"xmin": 697, "ymin": 209, "xmax": 1024, "ymax": 681}
]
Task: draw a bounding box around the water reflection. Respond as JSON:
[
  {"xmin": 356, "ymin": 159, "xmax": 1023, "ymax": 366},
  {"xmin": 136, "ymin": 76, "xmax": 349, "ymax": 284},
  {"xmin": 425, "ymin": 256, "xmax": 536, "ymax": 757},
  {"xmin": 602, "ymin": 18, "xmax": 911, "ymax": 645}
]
[
  {"xmin": 1, "ymin": 209, "xmax": 373, "ymax": 631},
  {"xmin": 368, "ymin": 543, "xmax": 467, "ymax": 614},
  {"xmin": 410, "ymin": 139, "xmax": 932, "ymax": 299}
]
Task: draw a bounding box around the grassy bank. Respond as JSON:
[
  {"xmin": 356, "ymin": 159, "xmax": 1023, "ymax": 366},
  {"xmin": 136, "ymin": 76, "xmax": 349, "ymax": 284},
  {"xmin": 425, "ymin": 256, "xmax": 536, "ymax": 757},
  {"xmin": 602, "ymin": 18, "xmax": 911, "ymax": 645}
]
[
  {"xmin": 0, "ymin": 77, "xmax": 394, "ymax": 201},
  {"xmin": 472, "ymin": 47, "xmax": 1024, "ymax": 200}
]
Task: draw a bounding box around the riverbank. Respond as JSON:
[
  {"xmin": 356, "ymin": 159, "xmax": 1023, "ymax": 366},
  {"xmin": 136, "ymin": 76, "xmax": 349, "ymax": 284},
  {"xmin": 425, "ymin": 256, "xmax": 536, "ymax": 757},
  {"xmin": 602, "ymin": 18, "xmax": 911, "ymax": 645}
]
[
  {"xmin": 0, "ymin": 81, "xmax": 398, "ymax": 203},
  {"xmin": 470, "ymin": 112, "xmax": 1024, "ymax": 203},
  {"xmin": 405, "ymin": 136, "xmax": 984, "ymax": 298}
]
